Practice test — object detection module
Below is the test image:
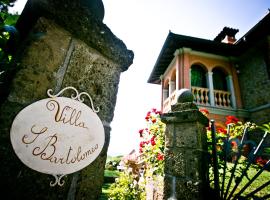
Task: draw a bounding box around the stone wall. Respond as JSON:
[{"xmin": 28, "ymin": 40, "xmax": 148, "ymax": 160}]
[
  {"xmin": 0, "ymin": 0, "xmax": 133, "ymax": 199},
  {"xmin": 238, "ymin": 38, "xmax": 270, "ymax": 124}
]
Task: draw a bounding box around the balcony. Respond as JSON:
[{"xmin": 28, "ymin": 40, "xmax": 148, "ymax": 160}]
[{"xmin": 163, "ymin": 87, "xmax": 232, "ymax": 112}]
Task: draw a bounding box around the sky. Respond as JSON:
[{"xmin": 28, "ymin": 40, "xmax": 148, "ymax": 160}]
[{"xmin": 10, "ymin": 0, "xmax": 270, "ymax": 156}]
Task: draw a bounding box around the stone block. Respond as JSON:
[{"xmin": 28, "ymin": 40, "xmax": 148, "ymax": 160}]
[
  {"xmin": 174, "ymin": 122, "xmax": 207, "ymax": 149},
  {"xmin": 164, "ymin": 148, "xmax": 207, "ymax": 180},
  {"xmin": 164, "ymin": 122, "xmax": 207, "ymax": 149},
  {"xmin": 163, "ymin": 175, "xmax": 205, "ymax": 200}
]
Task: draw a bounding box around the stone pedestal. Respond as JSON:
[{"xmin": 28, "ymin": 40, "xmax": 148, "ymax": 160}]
[
  {"xmin": 161, "ymin": 102, "xmax": 209, "ymax": 200},
  {"xmin": 0, "ymin": 0, "xmax": 133, "ymax": 199}
]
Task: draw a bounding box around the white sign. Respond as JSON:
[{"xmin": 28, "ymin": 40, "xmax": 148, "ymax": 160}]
[{"xmin": 10, "ymin": 96, "xmax": 105, "ymax": 175}]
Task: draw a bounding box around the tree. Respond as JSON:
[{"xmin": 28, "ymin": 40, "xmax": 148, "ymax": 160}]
[{"xmin": 0, "ymin": 0, "xmax": 19, "ymax": 104}]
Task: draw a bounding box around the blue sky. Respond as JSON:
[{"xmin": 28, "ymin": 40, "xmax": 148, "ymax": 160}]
[{"xmin": 11, "ymin": 0, "xmax": 270, "ymax": 156}]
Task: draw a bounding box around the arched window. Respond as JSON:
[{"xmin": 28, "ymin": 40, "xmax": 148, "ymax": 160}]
[
  {"xmin": 212, "ymin": 68, "xmax": 227, "ymax": 91},
  {"xmin": 191, "ymin": 65, "xmax": 207, "ymax": 88}
]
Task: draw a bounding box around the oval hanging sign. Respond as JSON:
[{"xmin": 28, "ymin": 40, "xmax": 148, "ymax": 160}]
[{"xmin": 10, "ymin": 95, "xmax": 105, "ymax": 175}]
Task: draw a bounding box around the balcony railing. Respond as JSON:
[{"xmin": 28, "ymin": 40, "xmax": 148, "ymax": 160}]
[
  {"xmin": 162, "ymin": 87, "xmax": 232, "ymax": 112},
  {"xmin": 163, "ymin": 90, "xmax": 177, "ymax": 113},
  {"xmin": 214, "ymin": 89, "xmax": 231, "ymax": 107},
  {"xmin": 192, "ymin": 86, "xmax": 210, "ymax": 105}
]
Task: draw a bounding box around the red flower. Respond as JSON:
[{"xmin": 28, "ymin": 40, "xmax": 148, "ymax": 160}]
[
  {"xmin": 150, "ymin": 136, "xmax": 156, "ymax": 146},
  {"xmin": 157, "ymin": 153, "xmax": 164, "ymax": 161},
  {"xmin": 217, "ymin": 127, "xmax": 227, "ymax": 134},
  {"xmin": 139, "ymin": 129, "xmax": 144, "ymax": 137},
  {"xmin": 231, "ymin": 141, "xmax": 238, "ymax": 148},
  {"xmin": 152, "ymin": 108, "xmax": 157, "ymax": 113},
  {"xmin": 145, "ymin": 111, "xmax": 151, "ymax": 121},
  {"xmin": 155, "ymin": 111, "xmax": 162, "ymax": 115},
  {"xmin": 139, "ymin": 147, "xmax": 143, "ymax": 153},
  {"xmin": 152, "ymin": 118, "xmax": 157, "ymax": 123},
  {"xmin": 140, "ymin": 141, "xmax": 146, "ymax": 148},
  {"xmin": 226, "ymin": 116, "xmax": 239, "ymax": 125},
  {"xmin": 199, "ymin": 108, "xmax": 209, "ymax": 115},
  {"xmin": 256, "ymin": 157, "xmax": 268, "ymax": 167}
]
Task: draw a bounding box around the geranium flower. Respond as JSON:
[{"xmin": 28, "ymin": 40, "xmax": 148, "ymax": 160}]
[
  {"xmin": 199, "ymin": 108, "xmax": 209, "ymax": 116},
  {"xmin": 231, "ymin": 141, "xmax": 238, "ymax": 148},
  {"xmin": 217, "ymin": 127, "xmax": 227, "ymax": 134},
  {"xmin": 256, "ymin": 156, "xmax": 268, "ymax": 167},
  {"xmin": 226, "ymin": 115, "xmax": 239, "ymax": 125}
]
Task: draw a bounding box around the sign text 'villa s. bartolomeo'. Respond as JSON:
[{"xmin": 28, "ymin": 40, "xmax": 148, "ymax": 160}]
[{"xmin": 10, "ymin": 87, "xmax": 105, "ymax": 185}]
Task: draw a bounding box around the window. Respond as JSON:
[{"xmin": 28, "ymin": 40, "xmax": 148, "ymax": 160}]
[
  {"xmin": 212, "ymin": 68, "xmax": 227, "ymax": 91},
  {"xmin": 191, "ymin": 65, "xmax": 207, "ymax": 88}
]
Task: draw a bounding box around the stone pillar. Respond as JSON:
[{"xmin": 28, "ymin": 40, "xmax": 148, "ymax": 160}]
[
  {"xmin": 161, "ymin": 90, "xmax": 209, "ymax": 200},
  {"xmin": 226, "ymin": 75, "xmax": 237, "ymax": 108},
  {"xmin": 206, "ymin": 71, "xmax": 215, "ymax": 106},
  {"xmin": 0, "ymin": 0, "xmax": 133, "ymax": 199}
]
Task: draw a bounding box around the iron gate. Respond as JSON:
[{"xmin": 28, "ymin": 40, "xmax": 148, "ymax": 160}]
[{"xmin": 209, "ymin": 120, "xmax": 270, "ymax": 200}]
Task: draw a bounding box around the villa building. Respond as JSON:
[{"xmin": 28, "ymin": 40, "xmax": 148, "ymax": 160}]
[{"xmin": 148, "ymin": 11, "xmax": 270, "ymax": 126}]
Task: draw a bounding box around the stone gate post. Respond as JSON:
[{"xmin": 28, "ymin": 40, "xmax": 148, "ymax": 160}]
[
  {"xmin": 0, "ymin": 0, "xmax": 133, "ymax": 199},
  {"xmin": 161, "ymin": 90, "xmax": 209, "ymax": 200}
]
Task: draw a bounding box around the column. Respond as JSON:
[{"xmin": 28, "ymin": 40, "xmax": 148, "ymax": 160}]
[
  {"xmin": 161, "ymin": 93, "xmax": 209, "ymax": 200},
  {"xmin": 206, "ymin": 71, "xmax": 215, "ymax": 106},
  {"xmin": 226, "ymin": 75, "xmax": 237, "ymax": 108}
]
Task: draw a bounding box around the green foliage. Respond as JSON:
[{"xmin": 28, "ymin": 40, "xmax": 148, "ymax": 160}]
[
  {"xmin": 260, "ymin": 122, "xmax": 270, "ymax": 133},
  {"xmin": 105, "ymin": 156, "xmax": 122, "ymax": 171},
  {"xmin": 104, "ymin": 170, "xmax": 120, "ymax": 178},
  {"xmin": 0, "ymin": 0, "xmax": 17, "ymax": 24},
  {"xmin": 108, "ymin": 172, "xmax": 145, "ymax": 200},
  {"xmin": 0, "ymin": 0, "xmax": 19, "ymax": 104}
]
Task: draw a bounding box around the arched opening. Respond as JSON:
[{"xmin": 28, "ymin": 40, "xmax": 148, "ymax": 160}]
[
  {"xmin": 191, "ymin": 64, "xmax": 208, "ymax": 105},
  {"xmin": 191, "ymin": 64, "xmax": 207, "ymax": 88},
  {"xmin": 212, "ymin": 67, "xmax": 232, "ymax": 107},
  {"xmin": 170, "ymin": 69, "xmax": 176, "ymax": 94},
  {"xmin": 212, "ymin": 68, "xmax": 228, "ymax": 91},
  {"xmin": 163, "ymin": 79, "xmax": 169, "ymax": 101}
]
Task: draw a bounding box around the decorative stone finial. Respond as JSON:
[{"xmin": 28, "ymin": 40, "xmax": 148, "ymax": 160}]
[{"xmin": 176, "ymin": 88, "xmax": 194, "ymax": 103}]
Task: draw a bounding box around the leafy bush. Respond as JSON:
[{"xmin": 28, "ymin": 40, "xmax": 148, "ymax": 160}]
[
  {"xmin": 0, "ymin": 0, "xmax": 19, "ymax": 104},
  {"xmin": 105, "ymin": 156, "xmax": 122, "ymax": 171},
  {"xmin": 108, "ymin": 171, "xmax": 145, "ymax": 200}
]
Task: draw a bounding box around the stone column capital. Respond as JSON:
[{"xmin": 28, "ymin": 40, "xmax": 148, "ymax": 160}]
[
  {"xmin": 207, "ymin": 71, "xmax": 213, "ymax": 75},
  {"xmin": 161, "ymin": 106, "xmax": 209, "ymax": 126}
]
